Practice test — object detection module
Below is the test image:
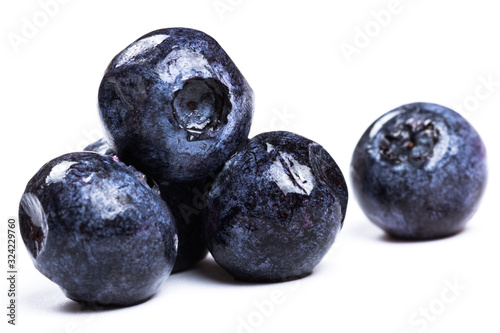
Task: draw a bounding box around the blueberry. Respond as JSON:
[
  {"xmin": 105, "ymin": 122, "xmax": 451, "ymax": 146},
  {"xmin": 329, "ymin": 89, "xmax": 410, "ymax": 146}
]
[
  {"xmin": 205, "ymin": 131, "xmax": 348, "ymax": 282},
  {"xmin": 85, "ymin": 138, "xmax": 211, "ymax": 272},
  {"xmin": 351, "ymin": 102, "xmax": 487, "ymax": 240},
  {"xmin": 84, "ymin": 139, "xmax": 159, "ymax": 193},
  {"xmin": 98, "ymin": 28, "xmax": 254, "ymax": 182},
  {"xmin": 84, "ymin": 138, "xmax": 116, "ymax": 156},
  {"xmin": 159, "ymin": 176, "xmax": 215, "ymax": 273},
  {"xmin": 18, "ymin": 152, "xmax": 178, "ymax": 306}
]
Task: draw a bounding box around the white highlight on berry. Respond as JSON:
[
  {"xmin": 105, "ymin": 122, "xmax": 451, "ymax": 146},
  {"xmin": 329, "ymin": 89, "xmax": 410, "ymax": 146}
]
[
  {"xmin": 20, "ymin": 193, "xmax": 47, "ymax": 229},
  {"xmin": 82, "ymin": 173, "xmax": 94, "ymax": 183},
  {"xmin": 425, "ymin": 121, "xmax": 454, "ymax": 170},
  {"xmin": 115, "ymin": 34, "xmax": 170, "ymax": 68},
  {"xmin": 156, "ymin": 48, "xmax": 212, "ymax": 83},
  {"xmin": 20, "ymin": 193, "xmax": 48, "ymax": 254},
  {"xmin": 91, "ymin": 140, "xmax": 112, "ymax": 155},
  {"xmin": 369, "ymin": 109, "xmax": 401, "ymax": 139},
  {"xmin": 186, "ymin": 118, "xmax": 211, "ymax": 133},
  {"xmin": 82, "ymin": 178, "xmax": 132, "ymax": 220},
  {"xmin": 45, "ymin": 161, "xmax": 77, "ymax": 184},
  {"xmin": 266, "ymin": 152, "xmax": 315, "ymax": 195},
  {"xmin": 173, "ymin": 234, "xmax": 179, "ymax": 252}
]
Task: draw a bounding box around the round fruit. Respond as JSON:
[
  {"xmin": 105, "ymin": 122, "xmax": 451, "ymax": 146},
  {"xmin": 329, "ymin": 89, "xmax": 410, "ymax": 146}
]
[
  {"xmin": 18, "ymin": 152, "xmax": 177, "ymax": 306},
  {"xmin": 351, "ymin": 102, "xmax": 487, "ymax": 240},
  {"xmin": 98, "ymin": 27, "xmax": 254, "ymax": 182},
  {"xmin": 205, "ymin": 131, "xmax": 348, "ymax": 282}
]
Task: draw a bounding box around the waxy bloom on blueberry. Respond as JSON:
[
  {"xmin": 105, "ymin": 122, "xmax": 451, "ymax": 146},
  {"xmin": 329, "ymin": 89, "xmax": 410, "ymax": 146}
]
[
  {"xmin": 85, "ymin": 138, "xmax": 211, "ymax": 273},
  {"xmin": 351, "ymin": 102, "xmax": 487, "ymax": 240},
  {"xmin": 98, "ymin": 27, "xmax": 254, "ymax": 182},
  {"xmin": 206, "ymin": 131, "xmax": 348, "ymax": 282},
  {"xmin": 19, "ymin": 152, "xmax": 178, "ymax": 306}
]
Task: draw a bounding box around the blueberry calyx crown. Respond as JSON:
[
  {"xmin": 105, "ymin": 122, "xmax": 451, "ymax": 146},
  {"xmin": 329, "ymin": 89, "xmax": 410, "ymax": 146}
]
[
  {"xmin": 172, "ymin": 78, "xmax": 231, "ymax": 141},
  {"xmin": 379, "ymin": 118, "xmax": 440, "ymax": 167}
]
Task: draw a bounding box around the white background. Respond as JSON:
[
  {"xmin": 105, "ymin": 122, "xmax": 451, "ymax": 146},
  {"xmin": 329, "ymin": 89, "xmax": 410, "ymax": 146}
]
[{"xmin": 1, "ymin": 0, "xmax": 499, "ymax": 332}]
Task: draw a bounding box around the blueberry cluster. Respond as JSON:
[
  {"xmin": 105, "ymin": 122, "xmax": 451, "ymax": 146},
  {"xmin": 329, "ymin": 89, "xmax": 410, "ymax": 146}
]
[{"xmin": 19, "ymin": 29, "xmax": 487, "ymax": 307}]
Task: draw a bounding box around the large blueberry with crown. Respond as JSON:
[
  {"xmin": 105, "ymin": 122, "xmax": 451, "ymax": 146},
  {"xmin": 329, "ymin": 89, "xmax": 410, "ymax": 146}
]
[
  {"xmin": 98, "ymin": 28, "xmax": 254, "ymax": 182},
  {"xmin": 18, "ymin": 152, "xmax": 177, "ymax": 306},
  {"xmin": 351, "ymin": 102, "xmax": 487, "ymax": 240},
  {"xmin": 205, "ymin": 131, "xmax": 348, "ymax": 282}
]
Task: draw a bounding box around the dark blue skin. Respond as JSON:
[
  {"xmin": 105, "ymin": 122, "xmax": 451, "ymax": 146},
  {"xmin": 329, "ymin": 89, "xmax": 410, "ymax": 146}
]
[
  {"xmin": 98, "ymin": 27, "xmax": 254, "ymax": 182},
  {"xmin": 206, "ymin": 131, "xmax": 348, "ymax": 282},
  {"xmin": 85, "ymin": 138, "xmax": 211, "ymax": 272},
  {"xmin": 351, "ymin": 102, "xmax": 487, "ymax": 240},
  {"xmin": 83, "ymin": 138, "xmax": 156, "ymax": 191},
  {"xmin": 159, "ymin": 176, "xmax": 215, "ymax": 272},
  {"xmin": 18, "ymin": 152, "xmax": 178, "ymax": 306}
]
